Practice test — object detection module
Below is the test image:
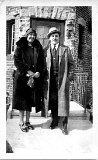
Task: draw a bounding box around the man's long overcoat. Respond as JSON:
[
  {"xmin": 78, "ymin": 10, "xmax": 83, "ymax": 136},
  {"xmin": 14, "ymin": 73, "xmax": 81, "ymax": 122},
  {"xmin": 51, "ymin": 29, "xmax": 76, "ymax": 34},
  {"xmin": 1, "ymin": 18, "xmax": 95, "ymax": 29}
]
[{"xmin": 44, "ymin": 44, "xmax": 75, "ymax": 116}]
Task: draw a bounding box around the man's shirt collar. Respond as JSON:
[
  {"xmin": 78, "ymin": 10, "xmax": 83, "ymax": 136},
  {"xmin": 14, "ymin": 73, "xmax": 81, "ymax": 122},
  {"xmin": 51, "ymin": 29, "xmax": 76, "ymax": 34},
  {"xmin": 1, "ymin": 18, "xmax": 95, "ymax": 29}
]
[{"xmin": 51, "ymin": 43, "xmax": 59, "ymax": 50}]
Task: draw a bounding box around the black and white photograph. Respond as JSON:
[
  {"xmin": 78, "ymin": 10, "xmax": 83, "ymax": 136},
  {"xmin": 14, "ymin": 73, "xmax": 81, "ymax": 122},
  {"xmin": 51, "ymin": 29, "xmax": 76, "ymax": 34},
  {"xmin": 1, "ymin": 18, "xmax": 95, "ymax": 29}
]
[{"xmin": 0, "ymin": 0, "xmax": 98, "ymax": 159}]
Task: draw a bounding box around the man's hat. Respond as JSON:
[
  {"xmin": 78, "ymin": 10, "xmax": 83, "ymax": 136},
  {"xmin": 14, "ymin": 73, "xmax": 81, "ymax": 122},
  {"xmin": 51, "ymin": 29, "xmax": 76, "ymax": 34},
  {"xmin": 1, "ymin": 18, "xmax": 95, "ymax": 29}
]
[{"xmin": 47, "ymin": 27, "xmax": 61, "ymax": 38}]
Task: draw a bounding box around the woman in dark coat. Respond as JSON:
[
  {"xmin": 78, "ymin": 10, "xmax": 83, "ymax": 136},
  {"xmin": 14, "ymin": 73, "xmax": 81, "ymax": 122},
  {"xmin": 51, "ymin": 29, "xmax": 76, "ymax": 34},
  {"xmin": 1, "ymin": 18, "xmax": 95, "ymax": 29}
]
[{"xmin": 12, "ymin": 28, "xmax": 45, "ymax": 132}]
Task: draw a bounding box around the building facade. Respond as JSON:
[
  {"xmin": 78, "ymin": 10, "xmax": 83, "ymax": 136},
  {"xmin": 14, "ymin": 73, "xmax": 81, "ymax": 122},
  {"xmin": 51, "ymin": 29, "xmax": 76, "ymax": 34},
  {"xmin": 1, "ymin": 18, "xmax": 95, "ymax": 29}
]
[{"xmin": 6, "ymin": 6, "xmax": 92, "ymax": 115}]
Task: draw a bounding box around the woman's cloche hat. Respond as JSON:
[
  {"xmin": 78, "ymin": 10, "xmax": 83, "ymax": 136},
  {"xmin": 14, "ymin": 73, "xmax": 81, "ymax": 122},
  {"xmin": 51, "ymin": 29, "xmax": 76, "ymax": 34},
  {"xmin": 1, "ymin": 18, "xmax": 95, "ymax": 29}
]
[
  {"xmin": 47, "ymin": 27, "xmax": 61, "ymax": 38},
  {"xmin": 25, "ymin": 28, "xmax": 37, "ymax": 37}
]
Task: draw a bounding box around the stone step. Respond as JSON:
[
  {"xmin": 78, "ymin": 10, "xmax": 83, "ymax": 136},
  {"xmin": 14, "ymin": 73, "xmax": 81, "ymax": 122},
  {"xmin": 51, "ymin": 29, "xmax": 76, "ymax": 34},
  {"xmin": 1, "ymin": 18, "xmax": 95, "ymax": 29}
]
[
  {"xmin": 7, "ymin": 110, "xmax": 89, "ymax": 121},
  {"xmin": 7, "ymin": 101, "xmax": 90, "ymax": 121}
]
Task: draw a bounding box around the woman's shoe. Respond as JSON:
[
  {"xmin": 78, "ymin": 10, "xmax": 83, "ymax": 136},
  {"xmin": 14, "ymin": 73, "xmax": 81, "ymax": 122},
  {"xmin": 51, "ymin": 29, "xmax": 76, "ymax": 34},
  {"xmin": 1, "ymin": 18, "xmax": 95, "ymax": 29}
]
[
  {"xmin": 25, "ymin": 122, "xmax": 34, "ymax": 130},
  {"xmin": 19, "ymin": 123, "xmax": 29, "ymax": 132}
]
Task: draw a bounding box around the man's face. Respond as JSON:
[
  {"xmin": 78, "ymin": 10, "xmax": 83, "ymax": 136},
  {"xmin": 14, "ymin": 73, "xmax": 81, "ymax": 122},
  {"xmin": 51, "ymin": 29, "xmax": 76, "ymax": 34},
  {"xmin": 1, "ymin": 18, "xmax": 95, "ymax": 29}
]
[
  {"xmin": 27, "ymin": 32, "xmax": 36, "ymax": 43},
  {"xmin": 49, "ymin": 33, "xmax": 60, "ymax": 45}
]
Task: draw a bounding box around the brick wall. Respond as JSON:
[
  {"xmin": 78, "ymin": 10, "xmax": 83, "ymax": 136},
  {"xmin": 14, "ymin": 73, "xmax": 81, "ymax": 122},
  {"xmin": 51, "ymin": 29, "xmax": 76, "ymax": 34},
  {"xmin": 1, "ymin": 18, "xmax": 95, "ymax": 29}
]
[
  {"xmin": 76, "ymin": 6, "xmax": 92, "ymax": 102},
  {"xmin": 6, "ymin": 54, "xmax": 14, "ymax": 100}
]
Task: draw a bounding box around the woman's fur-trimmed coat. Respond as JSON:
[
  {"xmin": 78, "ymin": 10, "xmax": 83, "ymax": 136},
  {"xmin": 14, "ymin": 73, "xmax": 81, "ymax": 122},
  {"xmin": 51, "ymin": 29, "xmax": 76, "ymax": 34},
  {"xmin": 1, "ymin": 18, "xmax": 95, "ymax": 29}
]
[{"xmin": 12, "ymin": 37, "xmax": 45, "ymax": 112}]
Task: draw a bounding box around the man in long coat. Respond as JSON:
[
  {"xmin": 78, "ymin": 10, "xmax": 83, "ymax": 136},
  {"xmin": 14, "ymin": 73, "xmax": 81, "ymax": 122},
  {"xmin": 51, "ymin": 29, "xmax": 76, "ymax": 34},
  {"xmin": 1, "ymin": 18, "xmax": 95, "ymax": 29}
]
[
  {"xmin": 44, "ymin": 27, "xmax": 75, "ymax": 134},
  {"xmin": 12, "ymin": 28, "xmax": 45, "ymax": 132}
]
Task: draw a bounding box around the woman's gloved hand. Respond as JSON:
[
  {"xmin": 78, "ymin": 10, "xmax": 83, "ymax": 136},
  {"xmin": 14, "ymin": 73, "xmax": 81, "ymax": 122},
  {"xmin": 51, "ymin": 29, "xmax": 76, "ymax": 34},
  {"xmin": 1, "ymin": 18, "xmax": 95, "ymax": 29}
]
[
  {"xmin": 34, "ymin": 72, "xmax": 40, "ymax": 78},
  {"xmin": 27, "ymin": 70, "xmax": 35, "ymax": 77}
]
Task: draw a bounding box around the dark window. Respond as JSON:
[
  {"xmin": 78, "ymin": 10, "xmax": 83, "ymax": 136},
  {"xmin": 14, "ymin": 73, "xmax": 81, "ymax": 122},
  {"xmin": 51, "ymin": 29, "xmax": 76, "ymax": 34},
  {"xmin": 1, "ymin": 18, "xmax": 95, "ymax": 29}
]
[
  {"xmin": 78, "ymin": 24, "xmax": 85, "ymax": 59},
  {"xmin": 6, "ymin": 20, "xmax": 15, "ymax": 55}
]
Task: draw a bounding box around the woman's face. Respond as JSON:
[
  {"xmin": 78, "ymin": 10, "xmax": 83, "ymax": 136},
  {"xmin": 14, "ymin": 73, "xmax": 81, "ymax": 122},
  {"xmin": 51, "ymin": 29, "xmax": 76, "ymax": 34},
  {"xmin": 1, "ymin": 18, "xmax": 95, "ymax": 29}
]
[
  {"xmin": 49, "ymin": 33, "xmax": 60, "ymax": 45},
  {"xmin": 27, "ymin": 32, "xmax": 36, "ymax": 43}
]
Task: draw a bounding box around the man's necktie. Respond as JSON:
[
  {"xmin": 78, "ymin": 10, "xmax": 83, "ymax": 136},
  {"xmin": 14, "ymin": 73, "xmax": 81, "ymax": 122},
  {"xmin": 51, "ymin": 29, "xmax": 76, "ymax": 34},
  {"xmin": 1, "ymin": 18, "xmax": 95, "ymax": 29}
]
[{"xmin": 53, "ymin": 45, "xmax": 57, "ymax": 59}]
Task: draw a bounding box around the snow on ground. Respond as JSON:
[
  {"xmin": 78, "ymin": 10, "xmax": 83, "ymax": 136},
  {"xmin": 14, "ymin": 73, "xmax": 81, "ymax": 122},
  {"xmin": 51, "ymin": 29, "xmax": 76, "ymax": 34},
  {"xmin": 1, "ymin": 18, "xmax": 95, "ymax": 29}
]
[{"xmin": 6, "ymin": 101, "xmax": 96, "ymax": 159}]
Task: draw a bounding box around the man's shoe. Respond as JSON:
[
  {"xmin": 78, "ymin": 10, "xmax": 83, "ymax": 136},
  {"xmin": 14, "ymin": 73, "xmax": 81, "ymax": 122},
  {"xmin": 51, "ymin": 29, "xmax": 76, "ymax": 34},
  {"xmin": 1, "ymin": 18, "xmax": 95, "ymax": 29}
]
[
  {"xmin": 49, "ymin": 121, "xmax": 58, "ymax": 129},
  {"xmin": 49, "ymin": 124, "xmax": 58, "ymax": 129},
  {"xmin": 62, "ymin": 123, "xmax": 68, "ymax": 135},
  {"xmin": 62, "ymin": 128, "xmax": 68, "ymax": 135}
]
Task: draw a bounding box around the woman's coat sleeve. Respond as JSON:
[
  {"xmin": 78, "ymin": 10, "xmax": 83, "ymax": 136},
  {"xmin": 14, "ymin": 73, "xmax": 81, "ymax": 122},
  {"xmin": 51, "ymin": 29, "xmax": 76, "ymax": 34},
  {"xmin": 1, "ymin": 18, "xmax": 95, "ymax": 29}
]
[{"xmin": 14, "ymin": 47, "xmax": 29, "ymax": 75}]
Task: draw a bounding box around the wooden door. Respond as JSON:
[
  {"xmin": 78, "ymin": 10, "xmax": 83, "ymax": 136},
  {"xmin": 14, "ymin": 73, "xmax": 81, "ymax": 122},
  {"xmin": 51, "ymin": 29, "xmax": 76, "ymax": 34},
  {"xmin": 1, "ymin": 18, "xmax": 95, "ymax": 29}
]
[{"xmin": 30, "ymin": 18, "xmax": 65, "ymax": 48}]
